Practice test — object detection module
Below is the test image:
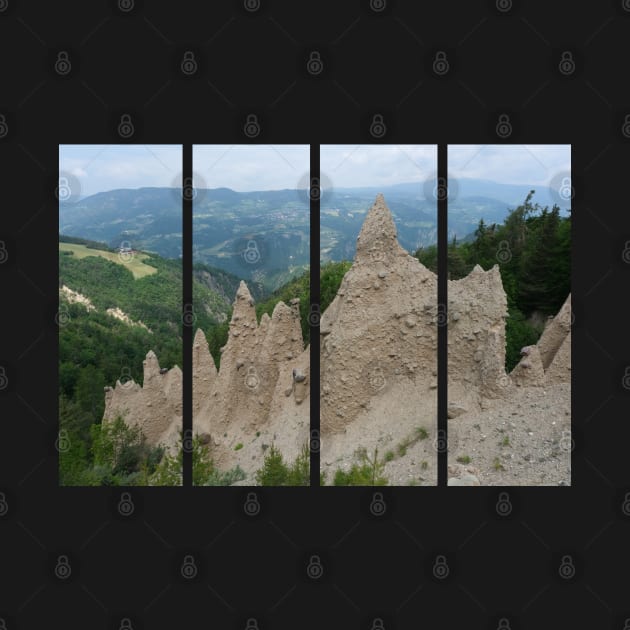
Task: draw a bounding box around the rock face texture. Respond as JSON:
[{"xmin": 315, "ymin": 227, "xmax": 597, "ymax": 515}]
[
  {"xmin": 102, "ymin": 192, "xmax": 570, "ymax": 486},
  {"xmin": 103, "ymin": 351, "xmax": 182, "ymax": 452},
  {"xmin": 103, "ymin": 280, "xmax": 309, "ymax": 483},
  {"xmin": 320, "ymin": 193, "xmax": 438, "ymax": 436},
  {"xmin": 194, "ymin": 281, "xmax": 309, "ymax": 479},
  {"xmin": 320, "ymin": 193, "xmax": 571, "ymax": 486},
  {"xmin": 320, "ymin": 194, "xmax": 438, "ymax": 484}
]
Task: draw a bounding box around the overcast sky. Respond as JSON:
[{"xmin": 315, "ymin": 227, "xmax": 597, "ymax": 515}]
[
  {"xmin": 449, "ymin": 145, "xmax": 571, "ymax": 185},
  {"xmin": 321, "ymin": 145, "xmax": 437, "ymax": 188},
  {"xmin": 193, "ymin": 145, "xmax": 309, "ymax": 191},
  {"xmin": 59, "ymin": 145, "xmax": 182, "ymax": 198},
  {"xmin": 60, "ymin": 144, "xmax": 570, "ymax": 198}
]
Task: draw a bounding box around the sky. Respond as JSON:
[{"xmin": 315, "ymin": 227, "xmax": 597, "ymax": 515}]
[
  {"xmin": 321, "ymin": 145, "xmax": 437, "ymax": 188},
  {"xmin": 59, "ymin": 145, "xmax": 310, "ymax": 197},
  {"xmin": 59, "ymin": 145, "xmax": 183, "ymax": 198},
  {"xmin": 59, "ymin": 144, "xmax": 570, "ymax": 198},
  {"xmin": 449, "ymin": 145, "xmax": 571, "ymax": 186},
  {"xmin": 193, "ymin": 145, "xmax": 310, "ymax": 191}
]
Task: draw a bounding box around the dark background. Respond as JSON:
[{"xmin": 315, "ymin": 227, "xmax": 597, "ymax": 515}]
[{"xmin": 1, "ymin": 0, "xmax": 629, "ymax": 628}]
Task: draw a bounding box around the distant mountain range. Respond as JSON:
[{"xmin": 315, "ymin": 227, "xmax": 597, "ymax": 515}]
[{"xmin": 59, "ymin": 179, "xmax": 569, "ymax": 288}]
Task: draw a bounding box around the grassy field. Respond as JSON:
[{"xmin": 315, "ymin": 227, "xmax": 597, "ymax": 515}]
[{"xmin": 59, "ymin": 242, "xmax": 158, "ymax": 279}]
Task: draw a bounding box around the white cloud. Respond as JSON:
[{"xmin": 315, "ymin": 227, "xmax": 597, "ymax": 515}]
[
  {"xmin": 321, "ymin": 145, "xmax": 437, "ymax": 188},
  {"xmin": 449, "ymin": 145, "xmax": 571, "ymax": 185}
]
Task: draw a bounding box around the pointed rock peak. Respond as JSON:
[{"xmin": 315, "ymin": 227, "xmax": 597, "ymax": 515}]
[
  {"xmin": 355, "ymin": 194, "xmax": 399, "ymax": 263},
  {"xmin": 236, "ymin": 280, "xmax": 253, "ymax": 303},
  {"xmin": 193, "ymin": 328, "xmax": 217, "ymax": 376},
  {"xmin": 194, "ymin": 328, "xmax": 208, "ymax": 345},
  {"xmin": 271, "ymin": 300, "xmax": 293, "ymax": 320},
  {"xmin": 231, "ymin": 280, "xmax": 257, "ymax": 324},
  {"xmin": 143, "ymin": 349, "xmax": 160, "ymax": 381}
]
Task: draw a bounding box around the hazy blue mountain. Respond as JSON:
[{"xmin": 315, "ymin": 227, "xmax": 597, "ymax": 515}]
[{"xmin": 59, "ymin": 179, "xmax": 568, "ymax": 283}]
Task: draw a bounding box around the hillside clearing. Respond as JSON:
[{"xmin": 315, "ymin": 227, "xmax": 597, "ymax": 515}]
[{"xmin": 59, "ymin": 242, "xmax": 158, "ymax": 279}]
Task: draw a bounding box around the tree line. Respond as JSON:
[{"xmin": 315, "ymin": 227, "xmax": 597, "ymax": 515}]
[{"xmin": 415, "ymin": 191, "xmax": 570, "ymax": 370}]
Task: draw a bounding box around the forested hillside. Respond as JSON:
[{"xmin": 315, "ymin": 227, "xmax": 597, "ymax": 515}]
[
  {"xmin": 415, "ymin": 192, "xmax": 571, "ymax": 370},
  {"xmin": 59, "ymin": 236, "xmax": 259, "ymax": 485}
]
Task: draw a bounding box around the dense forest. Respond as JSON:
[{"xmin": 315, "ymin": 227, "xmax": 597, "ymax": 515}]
[{"xmin": 415, "ymin": 191, "xmax": 571, "ymax": 370}]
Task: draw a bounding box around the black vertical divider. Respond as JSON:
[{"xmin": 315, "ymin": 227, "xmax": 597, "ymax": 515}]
[
  {"xmin": 310, "ymin": 144, "xmax": 320, "ymax": 487},
  {"xmin": 437, "ymin": 144, "xmax": 448, "ymax": 487},
  {"xmin": 182, "ymin": 144, "xmax": 193, "ymax": 487}
]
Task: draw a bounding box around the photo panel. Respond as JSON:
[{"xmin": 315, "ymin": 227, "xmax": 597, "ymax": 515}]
[
  {"xmin": 446, "ymin": 145, "xmax": 571, "ymax": 486},
  {"xmin": 319, "ymin": 145, "xmax": 438, "ymax": 486},
  {"xmin": 58, "ymin": 145, "xmax": 183, "ymax": 486},
  {"xmin": 192, "ymin": 145, "xmax": 310, "ymax": 486}
]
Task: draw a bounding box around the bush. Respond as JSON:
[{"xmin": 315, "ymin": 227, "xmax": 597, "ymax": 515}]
[
  {"xmin": 333, "ymin": 447, "xmax": 387, "ymax": 486},
  {"xmin": 255, "ymin": 442, "xmax": 311, "ymax": 486}
]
